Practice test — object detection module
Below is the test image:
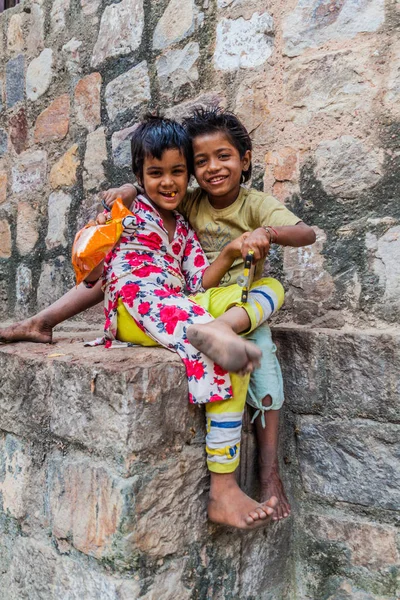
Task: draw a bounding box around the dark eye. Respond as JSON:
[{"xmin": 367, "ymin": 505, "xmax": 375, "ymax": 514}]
[
  {"xmin": 195, "ymin": 159, "xmax": 206, "ymax": 166},
  {"xmin": 219, "ymin": 154, "xmax": 230, "ymax": 160}
]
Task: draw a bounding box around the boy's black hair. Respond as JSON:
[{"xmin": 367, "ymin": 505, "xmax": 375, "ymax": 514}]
[
  {"xmin": 183, "ymin": 107, "xmax": 252, "ymax": 182},
  {"xmin": 131, "ymin": 113, "xmax": 193, "ymax": 181}
]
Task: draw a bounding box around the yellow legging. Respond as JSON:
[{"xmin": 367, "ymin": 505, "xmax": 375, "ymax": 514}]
[{"xmin": 117, "ymin": 277, "xmax": 284, "ymax": 473}]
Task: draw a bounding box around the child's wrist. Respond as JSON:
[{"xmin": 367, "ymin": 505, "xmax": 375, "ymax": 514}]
[{"xmin": 263, "ymin": 226, "xmax": 278, "ymax": 244}]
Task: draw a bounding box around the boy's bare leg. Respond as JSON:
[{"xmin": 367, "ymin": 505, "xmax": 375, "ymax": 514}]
[
  {"xmin": 0, "ymin": 281, "xmax": 104, "ymax": 343},
  {"xmin": 187, "ymin": 307, "xmax": 262, "ymax": 375},
  {"xmin": 255, "ymin": 400, "xmax": 291, "ymax": 521},
  {"xmin": 208, "ymin": 471, "xmax": 277, "ymax": 529}
]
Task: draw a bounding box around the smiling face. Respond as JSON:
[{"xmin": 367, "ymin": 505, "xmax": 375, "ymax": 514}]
[
  {"xmin": 192, "ymin": 131, "xmax": 251, "ymax": 208},
  {"xmin": 141, "ymin": 148, "xmax": 189, "ymax": 215}
]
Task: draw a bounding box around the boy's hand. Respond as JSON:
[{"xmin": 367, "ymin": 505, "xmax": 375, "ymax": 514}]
[
  {"xmin": 224, "ymin": 232, "xmax": 251, "ymax": 259},
  {"xmin": 100, "ymin": 184, "xmax": 137, "ymax": 209},
  {"xmin": 241, "ymin": 228, "xmax": 271, "ymax": 261}
]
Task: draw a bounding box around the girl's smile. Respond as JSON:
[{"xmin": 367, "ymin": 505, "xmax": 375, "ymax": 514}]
[
  {"xmin": 192, "ymin": 132, "xmax": 251, "ymax": 209},
  {"xmin": 142, "ymin": 148, "xmax": 189, "ymax": 215}
]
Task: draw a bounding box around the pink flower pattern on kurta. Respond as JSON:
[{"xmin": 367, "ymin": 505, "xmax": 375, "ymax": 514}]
[{"xmin": 102, "ymin": 195, "xmax": 232, "ymax": 405}]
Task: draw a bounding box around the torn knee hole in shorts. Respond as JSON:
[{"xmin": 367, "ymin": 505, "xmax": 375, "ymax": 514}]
[{"xmin": 262, "ymin": 395, "xmax": 273, "ymax": 408}]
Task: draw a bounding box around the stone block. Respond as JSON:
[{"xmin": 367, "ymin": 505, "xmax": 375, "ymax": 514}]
[
  {"xmin": 7, "ymin": 13, "xmax": 24, "ymax": 54},
  {"xmin": 384, "ymin": 39, "xmax": 400, "ymax": 116},
  {"xmin": 37, "ymin": 256, "xmax": 75, "ymax": 310},
  {"xmin": 0, "ymin": 129, "xmax": 7, "ymax": 158},
  {"xmin": 0, "ymin": 220, "xmax": 11, "ymax": 258},
  {"xmin": 83, "ymin": 127, "xmax": 107, "ymax": 190},
  {"xmin": 45, "ymin": 191, "xmax": 72, "ymax": 249},
  {"xmin": 9, "ymin": 107, "xmax": 28, "ymax": 155},
  {"xmin": 34, "ymin": 95, "xmax": 70, "ymax": 144},
  {"xmin": 153, "ymin": 0, "xmax": 195, "ymax": 50},
  {"xmin": 0, "ymin": 173, "xmax": 7, "ymax": 204},
  {"xmin": 51, "ymin": 0, "xmax": 70, "ymax": 34},
  {"xmin": 283, "ymin": 0, "xmax": 385, "ymax": 57},
  {"xmin": 62, "ymin": 38, "xmax": 82, "ymax": 76},
  {"xmin": 6, "ymin": 55, "xmax": 24, "ymax": 108},
  {"xmin": 91, "ymin": 0, "xmax": 144, "ymax": 67},
  {"xmin": 308, "ymin": 514, "xmax": 399, "ymax": 570},
  {"xmin": 105, "ymin": 62, "xmax": 150, "ymax": 121},
  {"xmin": 214, "ymin": 13, "xmax": 274, "ymax": 71},
  {"xmin": 284, "ymin": 48, "xmax": 379, "ymax": 124},
  {"xmin": 296, "ymin": 416, "xmax": 400, "ymax": 509},
  {"xmin": 15, "ymin": 265, "xmax": 33, "ymax": 315},
  {"xmin": 274, "ymin": 327, "xmax": 400, "ymax": 422},
  {"xmin": 26, "ymin": 4, "xmax": 45, "ymax": 55},
  {"xmin": 265, "ymin": 147, "xmax": 298, "ymax": 184},
  {"xmin": 0, "ymin": 434, "xmax": 32, "ymax": 520},
  {"xmin": 49, "ymin": 144, "xmax": 80, "ymax": 189},
  {"xmin": 0, "ymin": 80, "xmax": 3, "ymax": 114},
  {"xmin": 234, "ymin": 72, "xmax": 271, "ymax": 143},
  {"xmin": 164, "ymin": 91, "xmax": 226, "ymax": 121},
  {"xmin": 26, "ymin": 48, "xmax": 54, "ymax": 102},
  {"xmin": 16, "ymin": 202, "xmax": 39, "ymax": 256},
  {"xmin": 74, "ymin": 73, "xmax": 101, "ymax": 132},
  {"xmin": 111, "ymin": 125, "xmax": 138, "ymax": 169},
  {"xmin": 367, "ymin": 226, "xmax": 400, "ymax": 320},
  {"xmin": 81, "ymin": 0, "xmax": 101, "ymax": 18},
  {"xmin": 12, "ymin": 150, "xmax": 47, "ymax": 194},
  {"xmin": 315, "ymin": 136, "xmax": 384, "ymax": 199},
  {"xmin": 156, "ymin": 41, "xmax": 199, "ymax": 93}
]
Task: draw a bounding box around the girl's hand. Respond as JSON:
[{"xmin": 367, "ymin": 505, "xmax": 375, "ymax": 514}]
[
  {"xmin": 100, "ymin": 184, "xmax": 137, "ymax": 209},
  {"xmin": 240, "ymin": 228, "xmax": 271, "ymax": 261},
  {"xmin": 95, "ymin": 212, "xmax": 107, "ymax": 225}
]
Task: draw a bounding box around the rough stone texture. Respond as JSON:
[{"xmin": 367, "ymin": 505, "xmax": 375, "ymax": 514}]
[
  {"xmin": 34, "ymin": 95, "xmax": 70, "ymax": 144},
  {"xmin": 9, "ymin": 107, "xmax": 28, "ymax": 155},
  {"xmin": 367, "ymin": 226, "xmax": 400, "ymax": 321},
  {"xmin": 153, "ymin": 0, "xmax": 195, "ymax": 50},
  {"xmin": 74, "ymin": 73, "xmax": 101, "ymax": 131},
  {"xmin": 0, "ymin": 434, "xmax": 32, "ymax": 519},
  {"xmin": 0, "ymin": 129, "xmax": 7, "ymax": 157},
  {"xmin": 16, "ymin": 202, "xmax": 39, "ymax": 256},
  {"xmin": 283, "ymin": 0, "xmax": 385, "ymax": 57},
  {"xmin": 62, "ymin": 38, "xmax": 82, "ymax": 77},
  {"xmin": 0, "ymin": 220, "xmax": 11, "ymax": 258},
  {"xmin": 7, "ymin": 13, "xmax": 24, "ymax": 54},
  {"xmin": 51, "ymin": 0, "xmax": 70, "ymax": 35},
  {"xmin": 12, "ymin": 150, "xmax": 47, "ymax": 195},
  {"xmin": 214, "ymin": 13, "xmax": 274, "ymax": 70},
  {"xmin": 37, "ymin": 257, "xmax": 75, "ymax": 310},
  {"xmin": 91, "ymin": 0, "xmax": 144, "ymax": 67},
  {"xmin": 26, "ymin": 48, "xmax": 54, "ymax": 102},
  {"xmin": 0, "ymin": 173, "xmax": 7, "ymax": 204},
  {"xmin": 45, "ymin": 191, "xmax": 72, "ymax": 249},
  {"xmin": 156, "ymin": 42, "xmax": 200, "ymax": 93},
  {"xmin": 314, "ymin": 136, "xmax": 384, "ymax": 199},
  {"xmin": 15, "ymin": 265, "xmax": 33, "ymax": 315},
  {"xmin": 49, "ymin": 144, "xmax": 80, "ymax": 189},
  {"xmin": 111, "ymin": 124, "xmax": 138, "ymax": 168},
  {"xmin": 105, "ymin": 62, "xmax": 150, "ymax": 121},
  {"xmin": 6, "ymin": 55, "xmax": 24, "ymax": 108},
  {"xmin": 83, "ymin": 127, "xmax": 107, "ymax": 190}
]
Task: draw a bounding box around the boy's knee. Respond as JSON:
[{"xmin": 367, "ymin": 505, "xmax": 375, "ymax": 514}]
[{"xmin": 262, "ymin": 394, "xmax": 272, "ymax": 408}]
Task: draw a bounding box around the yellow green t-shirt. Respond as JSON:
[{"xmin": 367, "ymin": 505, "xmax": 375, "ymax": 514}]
[{"xmin": 179, "ymin": 186, "xmax": 301, "ymax": 287}]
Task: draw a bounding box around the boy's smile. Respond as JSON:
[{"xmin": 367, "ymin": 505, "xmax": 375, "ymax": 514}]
[
  {"xmin": 192, "ymin": 132, "xmax": 251, "ymax": 209},
  {"xmin": 142, "ymin": 148, "xmax": 189, "ymax": 215}
]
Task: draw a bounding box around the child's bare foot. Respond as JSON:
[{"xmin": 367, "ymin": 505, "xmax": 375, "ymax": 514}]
[
  {"xmin": 208, "ymin": 475, "xmax": 277, "ymax": 529},
  {"xmin": 0, "ymin": 316, "xmax": 53, "ymax": 344},
  {"xmin": 260, "ymin": 459, "xmax": 291, "ymax": 521},
  {"xmin": 187, "ymin": 321, "xmax": 262, "ymax": 375}
]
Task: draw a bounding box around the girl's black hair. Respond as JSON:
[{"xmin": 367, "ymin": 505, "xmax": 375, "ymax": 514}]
[
  {"xmin": 183, "ymin": 107, "xmax": 252, "ymax": 182},
  {"xmin": 131, "ymin": 113, "xmax": 193, "ymax": 181}
]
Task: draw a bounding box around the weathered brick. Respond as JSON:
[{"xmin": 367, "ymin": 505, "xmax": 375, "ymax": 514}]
[
  {"xmin": 34, "ymin": 95, "xmax": 70, "ymax": 144},
  {"xmin": 16, "ymin": 202, "xmax": 39, "ymax": 256},
  {"xmin": 74, "ymin": 73, "xmax": 101, "ymax": 132},
  {"xmin": 83, "ymin": 127, "xmax": 107, "ymax": 190},
  {"xmin": 6, "ymin": 55, "xmax": 24, "ymax": 108},
  {"xmin": 46, "ymin": 191, "xmax": 72, "ymax": 249},
  {"xmin": 0, "ymin": 173, "xmax": 7, "ymax": 204},
  {"xmin": 9, "ymin": 107, "xmax": 28, "ymax": 155},
  {"xmin": 153, "ymin": 0, "xmax": 195, "ymax": 50},
  {"xmin": 49, "ymin": 144, "xmax": 80, "ymax": 189},
  {"xmin": 12, "ymin": 150, "xmax": 47, "ymax": 194},
  {"xmin": 105, "ymin": 62, "xmax": 150, "ymax": 121},
  {"xmin": 26, "ymin": 48, "xmax": 54, "ymax": 102},
  {"xmin": 91, "ymin": 0, "xmax": 144, "ymax": 67},
  {"xmin": 214, "ymin": 13, "xmax": 274, "ymax": 70},
  {"xmin": 0, "ymin": 220, "xmax": 11, "ymax": 258}
]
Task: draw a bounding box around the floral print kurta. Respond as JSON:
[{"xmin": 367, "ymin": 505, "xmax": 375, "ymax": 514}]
[{"xmin": 102, "ymin": 195, "xmax": 233, "ymax": 405}]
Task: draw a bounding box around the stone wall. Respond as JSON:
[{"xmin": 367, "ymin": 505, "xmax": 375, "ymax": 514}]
[{"xmin": 0, "ymin": 0, "xmax": 399, "ymax": 599}]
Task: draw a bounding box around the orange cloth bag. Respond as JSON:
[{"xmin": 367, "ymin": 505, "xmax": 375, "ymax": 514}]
[{"xmin": 72, "ymin": 197, "xmax": 132, "ymax": 285}]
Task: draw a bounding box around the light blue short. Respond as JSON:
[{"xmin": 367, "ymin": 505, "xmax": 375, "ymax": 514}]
[{"xmin": 245, "ymin": 323, "xmax": 284, "ymax": 426}]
